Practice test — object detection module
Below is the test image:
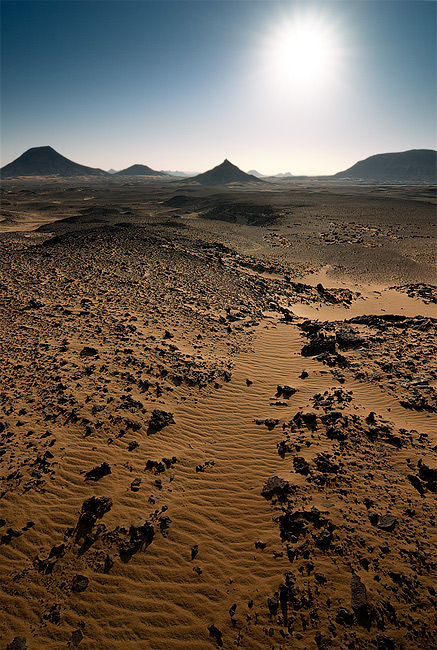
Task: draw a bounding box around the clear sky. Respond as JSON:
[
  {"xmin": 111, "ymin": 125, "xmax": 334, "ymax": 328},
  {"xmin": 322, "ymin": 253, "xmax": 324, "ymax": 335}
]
[{"xmin": 1, "ymin": 0, "xmax": 436, "ymax": 175}]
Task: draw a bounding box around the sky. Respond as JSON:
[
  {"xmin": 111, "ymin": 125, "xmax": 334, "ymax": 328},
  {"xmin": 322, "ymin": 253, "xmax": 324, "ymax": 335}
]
[{"xmin": 1, "ymin": 0, "xmax": 436, "ymax": 175}]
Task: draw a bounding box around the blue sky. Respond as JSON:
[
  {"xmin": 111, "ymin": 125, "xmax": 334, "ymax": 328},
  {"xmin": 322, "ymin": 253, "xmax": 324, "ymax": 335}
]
[{"xmin": 1, "ymin": 0, "xmax": 436, "ymax": 175}]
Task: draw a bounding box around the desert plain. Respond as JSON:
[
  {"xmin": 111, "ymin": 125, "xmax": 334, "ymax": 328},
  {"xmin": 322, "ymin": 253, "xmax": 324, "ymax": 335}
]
[{"xmin": 0, "ymin": 177, "xmax": 436, "ymax": 650}]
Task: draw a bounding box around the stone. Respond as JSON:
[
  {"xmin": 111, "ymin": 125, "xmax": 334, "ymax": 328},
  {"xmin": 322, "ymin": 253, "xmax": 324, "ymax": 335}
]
[
  {"xmin": 72, "ymin": 575, "xmax": 89, "ymax": 593},
  {"xmin": 293, "ymin": 456, "xmax": 310, "ymax": 475},
  {"xmin": 208, "ymin": 624, "xmax": 223, "ymax": 647},
  {"xmin": 148, "ymin": 409, "xmax": 175, "ymax": 434},
  {"xmin": 351, "ymin": 574, "xmax": 367, "ymax": 611},
  {"xmin": 84, "ymin": 462, "xmax": 111, "ymax": 481},
  {"xmin": 378, "ymin": 514, "xmax": 397, "ymax": 532},
  {"xmin": 71, "ymin": 629, "xmax": 83, "ymax": 646},
  {"xmin": 79, "ymin": 346, "xmax": 98, "ymax": 357},
  {"xmin": 5, "ymin": 639, "xmax": 27, "ymax": 650},
  {"xmin": 261, "ymin": 476, "xmax": 292, "ymax": 500},
  {"xmin": 104, "ymin": 554, "xmax": 114, "ymax": 573}
]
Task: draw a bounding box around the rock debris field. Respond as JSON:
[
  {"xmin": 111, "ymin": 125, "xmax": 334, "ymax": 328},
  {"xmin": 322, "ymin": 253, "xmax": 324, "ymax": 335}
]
[{"xmin": 0, "ymin": 178, "xmax": 436, "ymax": 650}]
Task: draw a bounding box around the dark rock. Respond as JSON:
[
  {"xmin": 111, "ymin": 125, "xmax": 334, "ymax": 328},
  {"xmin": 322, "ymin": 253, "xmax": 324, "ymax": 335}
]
[
  {"xmin": 335, "ymin": 328, "xmax": 366, "ymax": 349},
  {"xmin": 72, "ymin": 574, "xmax": 89, "ymax": 593},
  {"xmin": 301, "ymin": 335, "xmax": 336, "ymax": 357},
  {"xmin": 268, "ymin": 592, "xmax": 279, "ymax": 616},
  {"xmin": 315, "ymin": 572, "xmax": 326, "ymax": 584},
  {"xmin": 159, "ymin": 516, "xmax": 172, "ymax": 537},
  {"xmin": 300, "ymin": 370, "xmax": 309, "ymax": 379},
  {"xmin": 84, "ymin": 462, "xmax": 111, "ymax": 481},
  {"xmin": 264, "ymin": 418, "xmax": 279, "ymax": 430},
  {"xmin": 27, "ymin": 298, "xmax": 44, "ymax": 309},
  {"xmin": 148, "ymin": 409, "xmax": 175, "ymax": 434},
  {"xmin": 120, "ymin": 522, "xmax": 154, "ymax": 559},
  {"xmin": 145, "ymin": 459, "xmax": 166, "ymax": 473},
  {"xmin": 81, "ymin": 496, "xmax": 112, "ymax": 520},
  {"xmin": 128, "ymin": 440, "xmax": 139, "ymax": 451},
  {"xmin": 315, "ymin": 453, "xmax": 339, "ymax": 474},
  {"xmin": 191, "ymin": 544, "xmax": 198, "ymax": 559},
  {"xmin": 261, "ymin": 476, "xmax": 293, "ymax": 500},
  {"xmin": 418, "ymin": 459, "xmax": 437, "ymax": 492},
  {"xmin": 131, "ymin": 478, "xmax": 142, "ymax": 492},
  {"xmin": 208, "ymin": 624, "xmax": 223, "ymax": 647},
  {"xmin": 104, "ymin": 554, "xmax": 114, "ymax": 573},
  {"xmin": 369, "ymin": 512, "xmax": 379, "ymax": 526},
  {"xmin": 71, "ymin": 629, "xmax": 83, "ymax": 646},
  {"xmin": 5, "ymin": 638, "xmax": 27, "ymax": 650},
  {"xmin": 377, "ymin": 635, "xmax": 396, "ymax": 650},
  {"xmin": 293, "ymin": 456, "xmax": 310, "ymax": 475},
  {"xmin": 350, "ymin": 574, "xmax": 367, "ymax": 611},
  {"xmin": 336, "ymin": 607, "xmax": 354, "ymax": 625},
  {"xmin": 276, "ymin": 385, "xmax": 297, "ymax": 399},
  {"xmin": 407, "ymin": 473, "xmax": 425, "ymax": 495},
  {"xmin": 378, "ymin": 514, "xmax": 397, "ymax": 532},
  {"xmin": 79, "ymin": 346, "xmax": 98, "ymax": 357},
  {"xmin": 255, "ymin": 541, "xmax": 266, "ymax": 550}
]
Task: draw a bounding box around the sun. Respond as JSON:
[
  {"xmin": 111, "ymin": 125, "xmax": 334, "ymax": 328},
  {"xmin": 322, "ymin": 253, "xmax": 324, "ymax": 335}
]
[{"xmin": 264, "ymin": 11, "xmax": 341, "ymax": 91}]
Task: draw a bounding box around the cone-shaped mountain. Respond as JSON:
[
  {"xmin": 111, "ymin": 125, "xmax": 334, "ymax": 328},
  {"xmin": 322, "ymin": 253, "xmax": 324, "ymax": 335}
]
[
  {"xmin": 1, "ymin": 146, "xmax": 108, "ymax": 178},
  {"xmin": 192, "ymin": 159, "xmax": 263, "ymax": 186},
  {"xmin": 115, "ymin": 164, "xmax": 167, "ymax": 176},
  {"xmin": 335, "ymin": 149, "xmax": 437, "ymax": 183}
]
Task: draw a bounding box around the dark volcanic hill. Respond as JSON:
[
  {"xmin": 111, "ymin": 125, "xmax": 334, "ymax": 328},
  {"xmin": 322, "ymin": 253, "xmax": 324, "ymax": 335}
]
[
  {"xmin": 335, "ymin": 149, "xmax": 437, "ymax": 183},
  {"xmin": 0, "ymin": 146, "xmax": 108, "ymax": 178},
  {"xmin": 192, "ymin": 159, "xmax": 263, "ymax": 186},
  {"xmin": 115, "ymin": 164, "xmax": 167, "ymax": 177}
]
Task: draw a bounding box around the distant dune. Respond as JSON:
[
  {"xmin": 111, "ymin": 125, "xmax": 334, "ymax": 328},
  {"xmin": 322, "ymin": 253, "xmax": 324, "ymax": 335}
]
[
  {"xmin": 335, "ymin": 149, "xmax": 437, "ymax": 183},
  {"xmin": 192, "ymin": 159, "xmax": 263, "ymax": 186},
  {"xmin": 115, "ymin": 164, "xmax": 168, "ymax": 177},
  {"xmin": 0, "ymin": 146, "xmax": 108, "ymax": 178}
]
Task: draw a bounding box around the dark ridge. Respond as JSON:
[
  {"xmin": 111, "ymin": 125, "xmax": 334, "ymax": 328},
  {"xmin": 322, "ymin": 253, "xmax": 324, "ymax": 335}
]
[
  {"xmin": 0, "ymin": 146, "xmax": 108, "ymax": 178},
  {"xmin": 191, "ymin": 159, "xmax": 263, "ymax": 186},
  {"xmin": 115, "ymin": 164, "xmax": 168, "ymax": 177},
  {"xmin": 335, "ymin": 149, "xmax": 437, "ymax": 183}
]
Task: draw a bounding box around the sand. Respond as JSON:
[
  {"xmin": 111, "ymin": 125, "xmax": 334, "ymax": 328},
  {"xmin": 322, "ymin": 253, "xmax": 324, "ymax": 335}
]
[{"xmin": 0, "ymin": 178, "xmax": 436, "ymax": 650}]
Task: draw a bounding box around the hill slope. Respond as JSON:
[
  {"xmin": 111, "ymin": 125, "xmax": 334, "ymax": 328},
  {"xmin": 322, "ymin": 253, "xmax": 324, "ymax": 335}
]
[
  {"xmin": 192, "ymin": 159, "xmax": 263, "ymax": 186},
  {"xmin": 115, "ymin": 164, "xmax": 167, "ymax": 177},
  {"xmin": 335, "ymin": 149, "xmax": 437, "ymax": 182},
  {"xmin": 1, "ymin": 146, "xmax": 108, "ymax": 178}
]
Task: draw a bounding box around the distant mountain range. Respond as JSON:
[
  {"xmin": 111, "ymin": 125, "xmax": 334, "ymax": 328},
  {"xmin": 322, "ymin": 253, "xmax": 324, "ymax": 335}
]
[
  {"xmin": 335, "ymin": 149, "xmax": 437, "ymax": 183},
  {"xmin": 191, "ymin": 159, "xmax": 262, "ymax": 186},
  {"xmin": 1, "ymin": 146, "xmax": 436, "ymax": 183},
  {"xmin": 0, "ymin": 146, "xmax": 108, "ymax": 178},
  {"xmin": 115, "ymin": 164, "xmax": 167, "ymax": 177}
]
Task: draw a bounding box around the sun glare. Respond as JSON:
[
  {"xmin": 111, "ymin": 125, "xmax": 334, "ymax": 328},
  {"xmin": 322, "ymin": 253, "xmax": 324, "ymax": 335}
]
[{"xmin": 263, "ymin": 11, "xmax": 342, "ymax": 92}]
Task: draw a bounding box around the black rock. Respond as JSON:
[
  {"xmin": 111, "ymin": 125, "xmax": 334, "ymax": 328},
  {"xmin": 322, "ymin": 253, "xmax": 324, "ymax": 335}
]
[
  {"xmin": 378, "ymin": 514, "xmax": 397, "ymax": 532},
  {"xmin": 128, "ymin": 440, "xmax": 139, "ymax": 451},
  {"xmin": 293, "ymin": 456, "xmax": 310, "ymax": 475},
  {"xmin": 418, "ymin": 459, "xmax": 437, "ymax": 492},
  {"xmin": 84, "ymin": 462, "xmax": 111, "ymax": 481},
  {"xmin": 81, "ymin": 495, "xmax": 112, "ymax": 519},
  {"xmin": 351, "ymin": 574, "xmax": 367, "ymax": 611},
  {"xmin": 261, "ymin": 476, "xmax": 293, "ymax": 500},
  {"xmin": 335, "ymin": 327, "xmax": 366, "ymax": 349},
  {"xmin": 191, "ymin": 544, "xmax": 199, "ymax": 560},
  {"xmin": 131, "ymin": 478, "xmax": 142, "ymax": 492},
  {"xmin": 148, "ymin": 409, "xmax": 175, "ymax": 434},
  {"xmin": 264, "ymin": 418, "xmax": 279, "ymax": 430},
  {"xmin": 407, "ymin": 473, "xmax": 425, "ymax": 495},
  {"xmin": 268, "ymin": 592, "xmax": 279, "ymax": 615},
  {"xmin": 79, "ymin": 346, "xmax": 98, "ymax": 357},
  {"xmin": 301, "ymin": 335, "xmax": 336, "ymax": 357},
  {"xmin": 255, "ymin": 541, "xmax": 267, "ymax": 550},
  {"xmin": 336, "ymin": 607, "xmax": 354, "ymax": 625},
  {"xmin": 104, "ymin": 554, "xmax": 114, "ymax": 573},
  {"xmin": 208, "ymin": 624, "xmax": 223, "ymax": 647},
  {"xmin": 71, "ymin": 629, "xmax": 83, "ymax": 646},
  {"xmin": 159, "ymin": 516, "xmax": 172, "ymax": 537},
  {"xmin": 377, "ymin": 635, "xmax": 396, "ymax": 650},
  {"xmin": 72, "ymin": 574, "xmax": 89, "ymax": 593},
  {"xmin": 5, "ymin": 638, "xmax": 27, "ymax": 650},
  {"xmin": 315, "ymin": 453, "xmax": 339, "ymax": 474}
]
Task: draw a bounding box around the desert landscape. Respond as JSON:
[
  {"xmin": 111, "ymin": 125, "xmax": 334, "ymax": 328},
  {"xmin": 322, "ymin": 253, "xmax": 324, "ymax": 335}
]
[{"xmin": 0, "ymin": 161, "xmax": 436, "ymax": 650}]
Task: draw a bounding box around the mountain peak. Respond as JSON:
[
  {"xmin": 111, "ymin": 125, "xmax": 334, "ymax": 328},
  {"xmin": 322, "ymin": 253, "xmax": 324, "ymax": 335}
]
[
  {"xmin": 1, "ymin": 146, "xmax": 108, "ymax": 178},
  {"xmin": 192, "ymin": 159, "xmax": 263, "ymax": 186}
]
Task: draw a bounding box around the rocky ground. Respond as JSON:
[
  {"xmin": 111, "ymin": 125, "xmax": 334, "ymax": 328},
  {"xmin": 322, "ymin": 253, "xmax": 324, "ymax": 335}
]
[{"xmin": 0, "ymin": 179, "xmax": 435, "ymax": 650}]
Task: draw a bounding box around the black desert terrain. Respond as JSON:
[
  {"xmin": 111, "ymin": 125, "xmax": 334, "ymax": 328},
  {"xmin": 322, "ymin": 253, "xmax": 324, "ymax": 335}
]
[{"xmin": 0, "ymin": 157, "xmax": 436, "ymax": 650}]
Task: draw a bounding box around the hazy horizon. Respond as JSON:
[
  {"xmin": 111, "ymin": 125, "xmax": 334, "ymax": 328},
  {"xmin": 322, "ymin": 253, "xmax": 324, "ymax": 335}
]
[{"xmin": 1, "ymin": 1, "xmax": 436, "ymax": 176}]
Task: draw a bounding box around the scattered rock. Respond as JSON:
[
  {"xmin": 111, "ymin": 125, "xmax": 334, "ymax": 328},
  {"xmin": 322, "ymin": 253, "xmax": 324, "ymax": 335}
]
[
  {"xmin": 293, "ymin": 456, "xmax": 310, "ymax": 475},
  {"xmin": 378, "ymin": 514, "xmax": 397, "ymax": 532},
  {"xmin": 79, "ymin": 346, "xmax": 98, "ymax": 357},
  {"xmin": 350, "ymin": 574, "xmax": 367, "ymax": 612}
]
